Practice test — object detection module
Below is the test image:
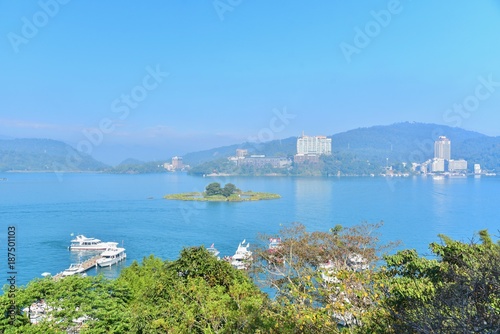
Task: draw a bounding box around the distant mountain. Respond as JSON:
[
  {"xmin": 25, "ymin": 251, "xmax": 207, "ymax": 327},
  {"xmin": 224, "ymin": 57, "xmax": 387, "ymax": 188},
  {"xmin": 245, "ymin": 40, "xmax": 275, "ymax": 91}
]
[
  {"xmin": 0, "ymin": 138, "xmax": 109, "ymax": 172},
  {"xmin": 330, "ymin": 122, "xmax": 488, "ymax": 166},
  {"xmin": 118, "ymin": 158, "xmax": 145, "ymax": 166},
  {"xmin": 183, "ymin": 122, "xmax": 500, "ymax": 171}
]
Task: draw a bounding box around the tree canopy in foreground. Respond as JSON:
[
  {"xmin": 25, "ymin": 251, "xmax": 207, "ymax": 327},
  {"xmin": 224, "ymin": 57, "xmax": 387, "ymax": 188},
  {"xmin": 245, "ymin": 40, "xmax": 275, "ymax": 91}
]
[{"xmin": 1, "ymin": 224, "xmax": 499, "ymax": 333}]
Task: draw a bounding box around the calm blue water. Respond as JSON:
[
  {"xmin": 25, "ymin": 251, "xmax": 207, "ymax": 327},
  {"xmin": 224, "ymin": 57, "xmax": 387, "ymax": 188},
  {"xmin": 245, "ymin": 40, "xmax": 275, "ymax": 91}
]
[{"xmin": 1, "ymin": 172, "xmax": 499, "ymax": 286}]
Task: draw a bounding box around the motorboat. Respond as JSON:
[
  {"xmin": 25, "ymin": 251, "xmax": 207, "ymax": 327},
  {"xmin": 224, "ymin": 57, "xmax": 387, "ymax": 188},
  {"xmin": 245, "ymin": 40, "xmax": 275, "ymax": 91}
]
[
  {"xmin": 69, "ymin": 235, "xmax": 111, "ymax": 251},
  {"xmin": 207, "ymin": 243, "xmax": 220, "ymax": 258},
  {"xmin": 97, "ymin": 243, "xmax": 126, "ymax": 267},
  {"xmin": 231, "ymin": 240, "xmax": 252, "ymax": 270},
  {"xmin": 61, "ymin": 263, "xmax": 86, "ymax": 277}
]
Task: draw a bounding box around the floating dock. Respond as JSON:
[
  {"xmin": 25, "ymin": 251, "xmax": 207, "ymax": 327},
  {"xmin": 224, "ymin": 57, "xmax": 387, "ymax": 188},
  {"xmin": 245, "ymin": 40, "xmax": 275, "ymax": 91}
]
[{"xmin": 53, "ymin": 255, "xmax": 101, "ymax": 280}]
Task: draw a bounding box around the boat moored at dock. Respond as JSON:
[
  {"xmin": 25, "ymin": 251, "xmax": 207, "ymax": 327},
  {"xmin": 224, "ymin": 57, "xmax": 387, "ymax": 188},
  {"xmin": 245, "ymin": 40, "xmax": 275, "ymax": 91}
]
[
  {"xmin": 69, "ymin": 235, "xmax": 111, "ymax": 251},
  {"xmin": 96, "ymin": 242, "xmax": 126, "ymax": 267},
  {"xmin": 230, "ymin": 240, "xmax": 252, "ymax": 270},
  {"xmin": 61, "ymin": 263, "xmax": 86, "ymax": 277}
]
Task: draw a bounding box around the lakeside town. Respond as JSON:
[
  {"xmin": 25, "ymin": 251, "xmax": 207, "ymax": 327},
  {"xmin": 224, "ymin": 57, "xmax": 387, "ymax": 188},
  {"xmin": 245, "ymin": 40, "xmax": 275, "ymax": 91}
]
[{"xmin": 165, "ymin": 132, "xmax": 495, "ymax": 178}]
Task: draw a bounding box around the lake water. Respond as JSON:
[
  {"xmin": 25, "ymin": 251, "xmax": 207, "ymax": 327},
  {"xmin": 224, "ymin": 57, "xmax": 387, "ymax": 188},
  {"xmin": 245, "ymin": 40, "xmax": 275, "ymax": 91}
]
[{"xmin": 1, "ymin": 172, "xmax": 499, "ymax": 286}]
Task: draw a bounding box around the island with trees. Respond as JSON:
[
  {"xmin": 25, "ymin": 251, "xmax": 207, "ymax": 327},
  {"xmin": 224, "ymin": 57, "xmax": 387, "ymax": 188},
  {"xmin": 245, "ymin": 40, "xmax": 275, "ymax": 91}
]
[{"xmin": 164, "ymin": 182, "xmax": 281, "ymax": 201}]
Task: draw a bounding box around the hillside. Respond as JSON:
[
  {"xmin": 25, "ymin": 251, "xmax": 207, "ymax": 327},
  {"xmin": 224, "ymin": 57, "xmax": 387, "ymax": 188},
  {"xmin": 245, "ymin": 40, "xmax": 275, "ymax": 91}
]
[
  {"xmin": 184, "ymin": 122, "xmax": 500, "ymax": 172},
  {"xmin": 330, "ymin": 122, "xmax": 488, "ymax": 165},
  {"xmin": 110, "ymin": 158, "xmax": 167, "ymax": 174},
  {"xmin": 0, "ymin": 138, "xmax": 108, "ymax": 172}
]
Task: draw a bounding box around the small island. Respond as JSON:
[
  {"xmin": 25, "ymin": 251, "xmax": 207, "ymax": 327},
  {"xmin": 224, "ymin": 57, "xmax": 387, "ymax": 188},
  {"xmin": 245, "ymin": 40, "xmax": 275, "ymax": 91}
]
[{"xmin": 164, "ymin": 182, "xmax": 280, "ymax": 202}]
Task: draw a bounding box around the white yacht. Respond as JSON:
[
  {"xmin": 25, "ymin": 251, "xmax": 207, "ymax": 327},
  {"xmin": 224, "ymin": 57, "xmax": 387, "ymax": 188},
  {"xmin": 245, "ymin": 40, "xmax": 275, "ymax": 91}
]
[
  {"xmin": 69, "ymin": 235, "xmax": 111, "ymax": 251},
  {"xmin": 207, "ymin": 243, "xmax": 220, "ymax": 258},
  {"xmin": 231, "ymin": 240, "xmax": 252, "ymax": 270},
  {"xmin": 61, "ymin": 263, "xmax": 86, "ymax": 277},
  {"xmin": 97, "ymin": 243, "xmax": 126, "ymax": 267}
]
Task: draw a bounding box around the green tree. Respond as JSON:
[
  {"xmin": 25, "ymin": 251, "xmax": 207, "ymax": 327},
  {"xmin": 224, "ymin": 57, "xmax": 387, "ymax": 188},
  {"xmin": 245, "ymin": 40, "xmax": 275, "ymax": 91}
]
[
  {"xmin": 205, "ymin": 182, "xmax": 222, "ymax": 196},
  {"xmin": 0, "ymin": 275, "xmax": 132, "ymax": 333},
  {"xmin": 119, "ymin": 248, "xmax": 273, "ymax": 333},
  {"xmin": 364, "ymin": 230, "xmax": 500, "ymax": 333},
  {"xmin": 221, "ymin": 183, "xmax": 237, "ymax": 197}
]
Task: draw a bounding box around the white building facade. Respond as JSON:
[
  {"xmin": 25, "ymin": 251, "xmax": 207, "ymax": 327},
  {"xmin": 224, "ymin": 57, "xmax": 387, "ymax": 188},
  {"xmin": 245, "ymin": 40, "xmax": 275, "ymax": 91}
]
[
  {"xmin": 448, "ymin": 159, "xmax": 468, "ymax": 172},
  {"xmin": 297, "ymin": 135, "xmax": 332, "ymax": 155},
  {"xmin": 434, "ymin": 136, "xmax": 451, "ymax": 161}
]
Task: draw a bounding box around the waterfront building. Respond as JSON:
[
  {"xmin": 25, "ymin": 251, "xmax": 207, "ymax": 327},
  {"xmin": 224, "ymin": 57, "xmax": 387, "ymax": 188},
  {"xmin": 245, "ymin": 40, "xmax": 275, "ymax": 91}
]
[
  {"xmin": 293, "ymin": 154, "xmax": 320, "ymax": 164},
  {"xmin": 164, "ymin": 156, "xmax": 189, "ymax": 171},
  {"xmin": 238, "ymin": 155, "xmax": 291, "ymax": 168},
  {"xmin": 172, "ymin": 156, "xmax": 183, "ymax": 169},
  {"xmin": 297, "ymin": 134, "xmax": 332, "ymax": 155},
  {"xmin": 434, "ymin": 136, "xmax": 451, "ymax": 161},
  {"xmin": 236, "ymin": 149, "xmax": 248, "ymax": 158},
  {"xmin": 448, "ymin": 159, "xmax": 468, "ymax": 172},
  {"xmin": 431, "ymin": 158, "xmax": 445, "ymax": 172},
  {"xmin": 295, "ymin": 133, "xmax": 331, "ymax": 164}
]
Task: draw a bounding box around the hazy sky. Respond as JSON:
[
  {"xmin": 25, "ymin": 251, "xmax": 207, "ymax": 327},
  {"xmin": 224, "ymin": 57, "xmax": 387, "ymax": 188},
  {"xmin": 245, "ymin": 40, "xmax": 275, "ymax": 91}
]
[{"xmin": 1, "ymin": 1, "xmax": 500, "ymax": 164}]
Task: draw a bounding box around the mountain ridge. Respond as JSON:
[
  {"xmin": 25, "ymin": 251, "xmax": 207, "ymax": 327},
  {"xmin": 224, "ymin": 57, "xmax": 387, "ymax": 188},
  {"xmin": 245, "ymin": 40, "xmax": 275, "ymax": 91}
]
[
  {"xmin": 1, "ymin": 122, "xmax": 499, "ymax": 172},
  {"xmin": 0, "ymin": 138, "xmax": 109, "ymax": 172},
  {"xmin": 183, "ymin": 122, "xmax": 499, "ymax": 171}
]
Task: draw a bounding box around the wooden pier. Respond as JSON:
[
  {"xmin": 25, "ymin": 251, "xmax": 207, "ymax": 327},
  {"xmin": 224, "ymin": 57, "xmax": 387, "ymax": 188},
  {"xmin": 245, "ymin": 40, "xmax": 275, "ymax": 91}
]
[{"xmin": 53, "ymin": 255, "xmax": 101, "ymax": 280}]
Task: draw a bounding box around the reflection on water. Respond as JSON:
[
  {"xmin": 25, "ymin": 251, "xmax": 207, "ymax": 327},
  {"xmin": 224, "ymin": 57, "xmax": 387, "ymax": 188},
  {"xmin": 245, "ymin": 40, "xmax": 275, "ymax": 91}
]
[
  {"xmin": 431, "ymin": 181, "xmax": 451, "ymax": 226},
  {"xmin": 294, "ymin": 178, "xmax": 333, "ymax": 223}
]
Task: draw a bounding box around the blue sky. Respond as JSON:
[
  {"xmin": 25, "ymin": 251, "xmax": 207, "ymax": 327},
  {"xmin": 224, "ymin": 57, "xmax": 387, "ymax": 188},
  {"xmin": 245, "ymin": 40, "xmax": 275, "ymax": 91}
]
[{"xmin": 1, "ymin": 1, "xmax": 500, "ymax": 164}]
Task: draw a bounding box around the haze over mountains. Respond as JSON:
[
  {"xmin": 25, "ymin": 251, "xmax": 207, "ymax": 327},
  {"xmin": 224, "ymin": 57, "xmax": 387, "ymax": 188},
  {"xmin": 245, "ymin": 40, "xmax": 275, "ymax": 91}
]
[{"xmin": 1, "ymin": 123, "xmax": 499, "ymax": 172}]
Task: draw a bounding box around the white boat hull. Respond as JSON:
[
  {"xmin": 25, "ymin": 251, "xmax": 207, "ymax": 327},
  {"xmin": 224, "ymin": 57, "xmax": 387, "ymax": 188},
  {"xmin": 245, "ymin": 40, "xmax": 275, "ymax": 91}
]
[
  {"xmin": 69, "ymin": 246, "xmax": 109, "ymax": 251},
  {"xmin": 97, "ymin": 253, "xmax": 126, "ymax": 267}
]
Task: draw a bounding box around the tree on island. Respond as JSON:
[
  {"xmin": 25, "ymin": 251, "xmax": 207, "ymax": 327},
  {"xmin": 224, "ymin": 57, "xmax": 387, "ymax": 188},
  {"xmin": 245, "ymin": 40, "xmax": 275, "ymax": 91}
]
[
  {"xmin": 205, "ymin": 182, "xmax": 238, "ymax": 197},
  {"xmin": 221, "ymin": 183, "xmax": 237, "ymax": 197},
  {"xmin": 205, "ymin": 182, "xmax": 222, "ymax": 196}
]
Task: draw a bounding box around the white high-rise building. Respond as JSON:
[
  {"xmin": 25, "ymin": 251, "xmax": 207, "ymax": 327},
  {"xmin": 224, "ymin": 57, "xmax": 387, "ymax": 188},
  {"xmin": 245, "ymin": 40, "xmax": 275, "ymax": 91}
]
[
  {"xmin": 434, "ymin": 136, "xmax": 451, "ymax": 161},
  {"xmin": 297, "ymin": 134, "xmax": 332, "ymax": 155}
]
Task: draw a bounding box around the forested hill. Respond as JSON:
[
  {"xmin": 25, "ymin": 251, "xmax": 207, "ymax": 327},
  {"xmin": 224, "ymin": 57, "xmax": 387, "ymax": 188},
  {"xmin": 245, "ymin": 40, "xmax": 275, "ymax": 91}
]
[
  {"xmin": 0, "ymin": 138, "xmax": 108, "ymax": 172},
  {"xmin": 330, "ymin": 122, "xmax": 490, "ymax": 166},
  {"xmin": 183, "ymin": 122, "xmax": 500, "ymax": 171}
]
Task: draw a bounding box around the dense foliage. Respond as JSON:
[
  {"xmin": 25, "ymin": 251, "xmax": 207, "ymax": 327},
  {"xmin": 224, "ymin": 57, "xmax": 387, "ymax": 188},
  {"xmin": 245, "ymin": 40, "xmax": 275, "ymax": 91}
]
[
  {"xmin": 364, "ymin": 230, "xmax": 500, "ymax": 333},
  {"xmin": 1, "ymin": 227, "xmax": 498, "ymax": 333},
  {"xmin": 107, "ymin": 160, "xmax": 167, "ymax": 174}
]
